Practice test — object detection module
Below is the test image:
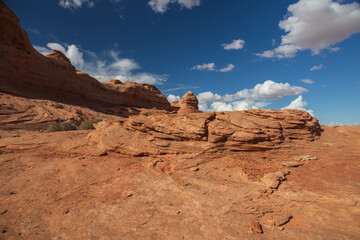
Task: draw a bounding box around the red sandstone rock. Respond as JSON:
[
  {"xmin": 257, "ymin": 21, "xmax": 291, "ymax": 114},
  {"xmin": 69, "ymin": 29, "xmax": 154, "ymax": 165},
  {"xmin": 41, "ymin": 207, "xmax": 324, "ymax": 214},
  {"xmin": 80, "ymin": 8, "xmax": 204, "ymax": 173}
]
[
  {"xmin": 88, "ymin": 109, "xmax": 321, "ymax": 156},
  {"xmin": 247, "ymin": 219, "xmax": 263, "ymax": 234},
  {"xmin": 261, "ymin": 169, "xmax": 290, "ymax": 189},
  {"xmin": 0, "ymin": 2, "xmax": 171, "ymax": 113},
  {"xmin": 177, "ymin": 91, "xmax": 200, "ymax": 114},
  {"xmin": 1, "ymin": 3, "xmax": 360, "ymax": 239}
]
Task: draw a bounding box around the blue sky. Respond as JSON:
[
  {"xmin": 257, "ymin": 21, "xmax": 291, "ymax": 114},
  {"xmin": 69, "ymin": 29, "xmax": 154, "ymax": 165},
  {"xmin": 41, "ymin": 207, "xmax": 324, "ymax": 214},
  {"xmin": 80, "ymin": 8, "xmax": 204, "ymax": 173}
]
[{"xmin": 5, "ymin": 0, "xmax": 360, "ymax": 125}]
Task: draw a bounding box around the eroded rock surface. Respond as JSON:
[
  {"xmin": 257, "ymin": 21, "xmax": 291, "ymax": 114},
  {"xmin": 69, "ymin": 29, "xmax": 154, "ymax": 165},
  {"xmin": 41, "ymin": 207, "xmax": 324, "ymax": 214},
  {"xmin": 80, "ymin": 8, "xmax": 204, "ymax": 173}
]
[
  {"xmin": 1, "ymin": 124, "xmax": 359, "ymax": 239},
  {"xmin": 0, "ymin": 2, "xmax": 171, "ymax": 112},
  {"xmin": 177, "ymin": 91, "xmax": 200, "ymax": 114},
  {"xmin": 89, "ymin": 109, "xmax": 321, "ymax": 156}
]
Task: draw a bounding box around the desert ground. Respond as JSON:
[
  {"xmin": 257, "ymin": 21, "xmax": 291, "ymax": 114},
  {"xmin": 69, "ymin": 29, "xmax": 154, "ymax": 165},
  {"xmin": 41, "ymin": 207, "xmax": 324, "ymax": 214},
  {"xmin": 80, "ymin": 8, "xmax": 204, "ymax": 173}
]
[{"xmin": 1, "ymin": 2, "xmax": 360, "ymax": 239}]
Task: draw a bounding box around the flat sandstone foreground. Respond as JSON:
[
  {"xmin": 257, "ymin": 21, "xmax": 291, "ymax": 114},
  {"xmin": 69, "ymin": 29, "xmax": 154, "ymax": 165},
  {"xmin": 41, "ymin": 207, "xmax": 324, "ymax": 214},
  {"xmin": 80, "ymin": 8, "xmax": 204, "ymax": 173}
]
[{"xmin": 0, "ymin": 118, "xmax": 359, "ymax": 239}]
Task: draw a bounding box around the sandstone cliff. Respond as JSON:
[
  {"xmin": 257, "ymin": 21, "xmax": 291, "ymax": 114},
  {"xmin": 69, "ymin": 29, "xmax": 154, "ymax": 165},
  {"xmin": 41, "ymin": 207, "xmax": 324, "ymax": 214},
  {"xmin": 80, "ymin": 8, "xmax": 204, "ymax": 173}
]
[{"xmin": 0, "ymin": 2, "xmax": 171, "ymax": 113}]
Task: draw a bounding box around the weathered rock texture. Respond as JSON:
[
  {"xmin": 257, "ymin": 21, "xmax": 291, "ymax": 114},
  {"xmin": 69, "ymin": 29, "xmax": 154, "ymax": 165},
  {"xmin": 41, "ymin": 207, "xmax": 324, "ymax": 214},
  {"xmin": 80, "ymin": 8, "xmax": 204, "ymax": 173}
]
[
  {"xmin": 177, "ymin": 91, "xmax": 200, "ymax": 114},
  {"xmin": 88, "ymin": 109, "xmax": 321, "ymax": 156},
  {"xmin": 1, "ymin": 123, "xmax": 359, "ymax": 239},
  {"xmin": 0, "ymin": 2, "xmax": 171, "ymax": 112}
]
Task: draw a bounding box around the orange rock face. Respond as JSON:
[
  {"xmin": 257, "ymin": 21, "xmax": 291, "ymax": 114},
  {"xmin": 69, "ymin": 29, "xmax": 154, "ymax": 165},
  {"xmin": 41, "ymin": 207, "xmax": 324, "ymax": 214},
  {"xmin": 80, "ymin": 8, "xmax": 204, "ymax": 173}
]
[
  {"xmin": 0, "ymin": 2, "xmax": 171, "ymax": 113},
  {"xmin": 88, "ymin": 109, "xmax": 321, "ymax": 156},
  {"xmin": 177, "ymin": 91, "xmax": 201, "ymax": 114},
  {"xmin": 1, "ymin": 122, "xmax": 359, "ymax": 239}
]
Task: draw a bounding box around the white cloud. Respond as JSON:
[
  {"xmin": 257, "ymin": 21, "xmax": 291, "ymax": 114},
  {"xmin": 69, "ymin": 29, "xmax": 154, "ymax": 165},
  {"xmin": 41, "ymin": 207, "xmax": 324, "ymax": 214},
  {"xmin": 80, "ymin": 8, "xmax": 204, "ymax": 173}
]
[
  {"xmin": 191, "ymin": 63, "xmax": 216, "ymax": 71},
  {"xmin": 197, "ymin": 80, "xmax": 308, "ymax": 112},
  {"xmin": 209, "ymin": 100, "xmax": 269, "ymax": 112},
  {"xmin": 47, "ymin": 43, "xmax": 66, "ymax": 54},
  {"xmin": 281, "ymin": 95, "xmax": 314, "ymax": 116},
  {"xmin": 66, "ymin": 44, "xmax": 85, "ymax": 68},
  {"xmin": 301, "ymin": 79, "xmax": 314, "ymax": 84},
  {"xmin": 310, "ymin": 64, "xmax": 323, "ymax": 71},
  {"xmin": 162, "ymin": 85, "xmax": 199, "ymax": 92},
  {"xmin": 248, "ymin": 80, "xmax": 307, "ymax": 101},
  {"xmin": 45, "ymin": 43, "xmax": 85, "ymax": 68},
  {"xmin": 191, "ymin": 63, "xmax": 235, "ymax": 72},
  {"xmin": 256, "ymin": 44, "xmax": 301, "ymax": 59},
  {"xmin": 222, "ymin": 39, "xmax": 245, "ymax": 50},
  {"xmin": 148, "ymin": 0, "xmax": 200, "ymax": 13},
  {"xmin": 257, "ymin": 0, "xmax": 360, "ymax": 58},
  {"xmin": 110, "ymin": 58, "xmax": 140, "ymax": 73},
  {"xmin": 59, "ymin": 0, "xmax": 94, "ymax": 9},
  {"xmin": 34, "ymin": 46, "xmax": 52, "ymax": 55},
  {"xmin": 218, "ymin": 64, "xmax": 235, "ymax": 72},
  {"xmin": 329, "ymin": 47, "xmax": 340, "ymax": 52},
  {"xmin": 36, "ymin": 43, "xmax": 167, "ymax": 85},
  {"xmin": 167, "ymin": 94, "xmax": 181, "ymax": 103},
  {"xmin": 255, "ymin": 50, "xmax": 275, "ymax": 58}
]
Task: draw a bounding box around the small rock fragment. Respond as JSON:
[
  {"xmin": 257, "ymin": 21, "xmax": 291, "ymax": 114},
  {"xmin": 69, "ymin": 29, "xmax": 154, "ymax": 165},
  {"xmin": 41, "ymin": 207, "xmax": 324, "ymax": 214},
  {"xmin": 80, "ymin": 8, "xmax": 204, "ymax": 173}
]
[
  {"xmin": 296, "ymin": 155, "xmax": 317, "ymax": 161},
  {"xmin": 261, "ymin": 170, "xmax": 290, "ymax": 189},
  {"xmin": 99, "ymin": 151, "xmax": 108, "ymax": 156},
  {"xmin": 247, "ymin": 219, "xmax": 263, "ymax": 234},
  {"xmin": 263, "ymin": 212, "xmax": 293, "ymax": 227},
  {"xmin": 191, "ymin": 167, "xmax": 200, "ymax": 172},
  {"xmin": 282, "ymin": 161, "xmax": 303, "ymax": 167},
  {"xmin": 272, "ymin": 213, "xmax": 293, "ymax": 226},
  {"xmin": 64, "ymin": 209, "xmax": 69, "ymax": 214}
]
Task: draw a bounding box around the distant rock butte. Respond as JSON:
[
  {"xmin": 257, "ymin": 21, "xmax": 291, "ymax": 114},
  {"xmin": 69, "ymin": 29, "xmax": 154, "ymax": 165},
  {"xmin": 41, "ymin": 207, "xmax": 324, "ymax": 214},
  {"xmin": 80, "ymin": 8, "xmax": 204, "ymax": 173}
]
[
  {"xmin": 0, "ymin": 2, "xmax": 171, "ymax": 113},
  {"xmin": 177, "ymin": 91, "xmax": 201, "ymax": 114},
  {"xmin": 88, "ymin": 109, "xmax": 321, "ymax": 156}
]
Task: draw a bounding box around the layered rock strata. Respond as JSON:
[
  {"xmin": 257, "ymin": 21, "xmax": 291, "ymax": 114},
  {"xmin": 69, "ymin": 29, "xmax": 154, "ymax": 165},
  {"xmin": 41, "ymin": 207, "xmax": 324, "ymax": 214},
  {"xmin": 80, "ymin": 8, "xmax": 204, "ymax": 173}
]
[
  {"xmin": 88, "ymin": 109, "xmax": 321, "ymax": 156},
  {"xmin": 0, "ymin": 3, "xmax": 171, "ymax": 112}
]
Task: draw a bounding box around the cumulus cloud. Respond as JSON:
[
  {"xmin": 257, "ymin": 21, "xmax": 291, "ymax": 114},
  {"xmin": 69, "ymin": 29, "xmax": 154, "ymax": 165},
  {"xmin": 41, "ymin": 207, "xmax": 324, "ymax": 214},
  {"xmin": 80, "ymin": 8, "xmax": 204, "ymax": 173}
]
[
  {"xmin": 256, "ymin": 44, "xmax": 301, "ymax": 59},
  {"xmin": 149, "ymin": 0, "xmax": 200, "ymax": 13},
  {"xmin": 257, "ymin": 0, "xmax": 360, "ymax": 58},
  {"xmin": 301, "ymin": 79, "xmax": 314, "ymax": 85},
  {"xmin": 281, "ymin": 95, "xmax": 314, "ymax": 116},
  {"xmin": 191, "ymin": 63, "xmax": 235, "ymax": 72},
  {"xmin": 191, "ymin": 63, "xmax": 216, "ymax": 71},
  {"xmin": 59, "ymin": 0, "xmax": 94, "ymax": 9},
  {"xmin": 310, "ymin": 64, "xmax": 323, "ymax": 71},
  {"xmin": 209, "ymin": 101, "xmax": 269, "ymax": 112},
  {"xmin": 36, "ymin": 43, "xmax": 167, "ymax": 85},
  {"xmin": 66, "ymin": 44, "xmax": 85, "ymax": 68},
  {"xmin": 197, "ymin": 80, "xmax": 308, "ymax": 112},
  {"xmin": 218, "ymin": 64, "xmax": 235, "ymax": 72},
  {"xmin": 222, "ymin": 39, "xmax": 245, "ymax": 50},
  {"xmin": 167, "ymin": 94, "xmax": 181, "ymax": 103}
]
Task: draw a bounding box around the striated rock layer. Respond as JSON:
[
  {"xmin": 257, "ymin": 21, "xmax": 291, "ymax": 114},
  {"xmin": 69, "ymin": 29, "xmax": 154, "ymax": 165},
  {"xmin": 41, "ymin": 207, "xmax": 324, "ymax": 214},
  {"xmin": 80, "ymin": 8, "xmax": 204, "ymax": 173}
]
[
  {"xmin": 0, "ymin": 2, "xmax": 171, "ymax": 112},
  {"xmin": 1, "ymin": 122, "xmax": 358, "ymax": 239},
  {"xmin": 88, "ymin": 109, "xmax": 321, "ymax": 156},
  {"xmin": 177, "ymin": 91, "xmax": 200, "ymax": 114}
]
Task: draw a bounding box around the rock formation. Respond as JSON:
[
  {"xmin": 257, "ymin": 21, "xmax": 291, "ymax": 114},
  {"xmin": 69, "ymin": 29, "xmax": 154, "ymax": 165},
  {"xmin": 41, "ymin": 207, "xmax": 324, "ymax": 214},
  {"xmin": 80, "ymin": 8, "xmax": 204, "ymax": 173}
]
[
  {"xmin": 2, "ymin": 4, "xmax": 360, "ymax": 239},
  {"xmin": 177, "ymin": 91, "xmax": 200, "ymax": 114},
  {"xmin": 88, "ymin": 109, "xmax": 321, "ymax": 156},
  {"xmin": 0, "ymin": 2, "xmax": 171, "ymax": 113}
]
